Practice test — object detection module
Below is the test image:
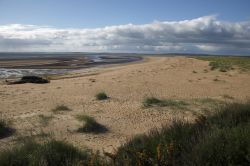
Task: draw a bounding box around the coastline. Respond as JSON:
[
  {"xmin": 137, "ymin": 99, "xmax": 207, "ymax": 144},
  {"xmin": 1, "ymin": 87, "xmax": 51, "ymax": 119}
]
[
  {"xmin": 1, "ymin": 56, "xmax": 250, "ymax": 153},
  {"xmin": 0, "ymin": 54, "xmax": 143, "ymax": 79}
]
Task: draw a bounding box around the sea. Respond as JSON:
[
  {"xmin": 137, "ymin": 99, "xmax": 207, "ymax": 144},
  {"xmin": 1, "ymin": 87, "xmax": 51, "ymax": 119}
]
[{"xmin": 0, "ymin": 52, "xmax": 142, "ymax": 79}]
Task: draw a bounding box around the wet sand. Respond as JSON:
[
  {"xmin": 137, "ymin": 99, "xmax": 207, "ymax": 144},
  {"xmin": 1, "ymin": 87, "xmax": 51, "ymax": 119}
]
[{"xmin": 0, "ymin": 55, "xmax": 142, "ymax": 69}]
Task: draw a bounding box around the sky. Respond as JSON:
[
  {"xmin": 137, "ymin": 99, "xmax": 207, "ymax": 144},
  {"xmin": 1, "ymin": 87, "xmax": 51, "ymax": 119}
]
[{"xmin": 0, "ymin": 0, "xmax": 250, "ymax": 54}]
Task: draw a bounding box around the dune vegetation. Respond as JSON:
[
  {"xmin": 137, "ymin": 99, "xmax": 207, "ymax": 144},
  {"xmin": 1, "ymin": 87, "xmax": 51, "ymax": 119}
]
[
  {"xmin": 194, "ymin": 56, "xmax": 250, "ymax": 72},
  {"xmin": 95, "ymin": 92, "xmax": 109, "ymax": 100},
  {"xmin": 51, "ymin": 105, "xmax": 72, "ymax": 113},
  {"xmin": 143, "ymin": 97, "xmax": 188, "ymax": 108},
  {"xmin": 114, "ymin": 102, "xmax": 250, "ymax": 166},
  {"xmin": 0, "ymin": 102, "xmax": 249, "ymax": 166},
  {"xmin": 76, "ymin": 114, "xmax": 108, "ymax": 133}
]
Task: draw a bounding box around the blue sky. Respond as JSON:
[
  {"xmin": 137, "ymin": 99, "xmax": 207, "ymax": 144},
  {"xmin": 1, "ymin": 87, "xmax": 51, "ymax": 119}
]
[
  {"xmin": 0, "ymin": 0, "xmax": 250, "ymax": 54},
  {"xmin": 0, "ymin": 0, "xmax": 249, "ymax": 28}
]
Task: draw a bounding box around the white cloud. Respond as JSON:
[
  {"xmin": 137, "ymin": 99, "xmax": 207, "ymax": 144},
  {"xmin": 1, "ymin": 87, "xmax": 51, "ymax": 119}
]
[{"xmin": 0, "ymin": 16, "xmax": 250, "ymax": 54}]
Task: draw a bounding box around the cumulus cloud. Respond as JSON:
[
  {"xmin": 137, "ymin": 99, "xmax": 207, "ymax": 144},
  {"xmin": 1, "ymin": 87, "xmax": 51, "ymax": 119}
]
[{"xmin": 0, "ymin": 16, "xmax": 250, "ymax": 54}]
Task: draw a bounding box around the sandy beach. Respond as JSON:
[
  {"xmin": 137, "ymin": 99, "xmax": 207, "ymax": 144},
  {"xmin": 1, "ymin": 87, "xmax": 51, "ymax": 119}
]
[{"xmin": 1, "ymin": 56, "xmax": 250, "ymax": 153}]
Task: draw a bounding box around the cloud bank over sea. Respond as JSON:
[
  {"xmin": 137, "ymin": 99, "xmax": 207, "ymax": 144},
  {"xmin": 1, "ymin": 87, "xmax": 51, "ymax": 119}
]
[{"xmin": 0, "ymin": 16, "xmax": 250, "ymax": 55}]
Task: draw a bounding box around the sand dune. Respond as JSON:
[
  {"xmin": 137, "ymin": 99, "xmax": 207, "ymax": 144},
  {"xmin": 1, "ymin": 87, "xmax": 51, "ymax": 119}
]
[{"xmin": 1, "ymin": 56, "xmax": 250, "ymax": 153}]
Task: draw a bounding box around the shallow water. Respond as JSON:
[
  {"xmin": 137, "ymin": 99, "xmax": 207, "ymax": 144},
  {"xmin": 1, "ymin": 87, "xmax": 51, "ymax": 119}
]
[
  {"xmin": 0, "ymin": 53, "xmax": 142, "ymax": 78},
  {"xmin": 0, "ymin": 68, "xmax": 72, "ymax": 79}
]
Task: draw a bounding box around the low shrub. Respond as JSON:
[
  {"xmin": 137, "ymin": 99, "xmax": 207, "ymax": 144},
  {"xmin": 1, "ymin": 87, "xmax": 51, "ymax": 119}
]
[{"xmin": 95, "ymin": 92, "xmax": 108, "ymax": 100}]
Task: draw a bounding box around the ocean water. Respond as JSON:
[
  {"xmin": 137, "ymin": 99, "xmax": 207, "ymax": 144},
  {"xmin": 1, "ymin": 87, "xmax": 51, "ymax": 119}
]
[{"xmin": 0, "ymin": 53, "xmax": 142, "ymax": 79}]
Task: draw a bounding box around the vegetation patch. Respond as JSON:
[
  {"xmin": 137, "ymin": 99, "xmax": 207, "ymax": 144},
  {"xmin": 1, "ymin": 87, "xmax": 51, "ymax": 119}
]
[
  {"xmin": 193, "ymin": 56, "xmax": 250, "ymax": 72},
  {"xmin": 76, "ymin": 115, "xmax": 108, "ymax": 133},
  {"xmin": 95, "ymin": 92, "xmax": 108, "ymax": 100},
  {"xmin": 222, "ymin": 94, "xmax": 234, "ymax": 100},
  {"xmin": 195, "ymin": 98, "xmax": 222, "ymax": 104},
  {"xmin": 0, "ymin": 102, "xmax": 250, "ymax": 165},
  {"xmin": 38, "ymin": 114, "xmax": 54, "ymax": 126},
  {"xmin": 0, "ymin": 118, "xmax": 14, "ymax": 139},
  {"xmin": 143, "ymin": 97, "xmax": 188, "ymax": 108},
  {"xmin": 52, "ymin": 105, "xmax": 71, "ymax": 113},
  {"xmin": 114, "ymin": 102, "xmax": 250, "ymax": 166},
  {"xmin": 0, "ymin": 139, "xmax": 107, "ymax": 166}
]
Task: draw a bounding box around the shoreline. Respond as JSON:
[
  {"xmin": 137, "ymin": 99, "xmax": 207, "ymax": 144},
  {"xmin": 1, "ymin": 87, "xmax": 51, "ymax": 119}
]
[{"xmin": 0, "ymin": 55, "xmax": 143, "ymax": 79}]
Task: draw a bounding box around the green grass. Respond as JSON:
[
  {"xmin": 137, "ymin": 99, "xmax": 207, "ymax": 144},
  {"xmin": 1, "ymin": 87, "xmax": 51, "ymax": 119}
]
[
  {"xmin": 0, "ymin": 118, "xmax": 14, "ymax": 139},
  {"xmin": 0, "ymin": 139, "xmax": 107, "ymax": 166},
  {"xmin": 95, "ymin": 92, "xmax": 108, "ymax": 100},
  {"xmin": 194, "ymin": 56, "xmax": 250, "ymax": 72},
  {"xmin": 76, "ymin": 115, "xmax": 108, "ymax": 133},
  {"xmin": 114, "ymin": 102, "xmax": 250, "ymax": 166},
  {"xmin": 52, "ymin": 105, "xmax": 71, "ymax": 113},
  {"xmin": 143, "ymin": 97, "xmax": 188, "ymax": 108}
]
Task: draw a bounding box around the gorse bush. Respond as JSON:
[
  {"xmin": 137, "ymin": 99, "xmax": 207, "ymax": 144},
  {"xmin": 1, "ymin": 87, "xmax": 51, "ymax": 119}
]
[
  {"xmin": 95, "ymin": 92, "xmax": 108, "ymax": 100},
  {"xmin": 76, "ymin": 115, "xmax": 108, "ymax": 133},
  {"xmin": 114, "ymin": 102, "xmax": 250, "ymax": 166}
]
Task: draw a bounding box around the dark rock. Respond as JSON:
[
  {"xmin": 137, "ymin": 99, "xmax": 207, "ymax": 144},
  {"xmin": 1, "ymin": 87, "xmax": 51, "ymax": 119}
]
[{"xmin": 8, "ymin": 76, "xmax": 50, "ymax": 84}]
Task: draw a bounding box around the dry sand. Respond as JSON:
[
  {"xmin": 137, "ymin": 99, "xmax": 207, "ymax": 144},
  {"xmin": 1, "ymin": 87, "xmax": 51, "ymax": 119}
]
[{"xmin": 1, "ymin": 56, "xmax": 250, "ymax": 153}]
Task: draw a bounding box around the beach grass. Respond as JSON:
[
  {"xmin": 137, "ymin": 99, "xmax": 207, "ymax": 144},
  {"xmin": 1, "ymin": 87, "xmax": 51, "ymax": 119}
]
[
  {"xmin": 0, "ymin": 139, "xmax": 107, "ymax": 166},
  {"xmin": 76, "ymin": 114, "xmax": 108, "ymax": 133},
  {"xmin": 0, "ymin": 102, "xmax": 249, "ymax": 165},
  {"xmin": 143, "ymin": 97, "xmax": 188, "ymax": 108},
  {"xmin": 52, "ymin": 105, "xmax": 71, "ymax": 113},
  {"xmin": 194, "ymin": 56, "xmax": 250, "ymax": 72},
  {"xmin": 95, "ymin": 92, "xmax": 109, "ymax": 100},
  {"xmin": 114, "ymin": 102, "xmax": 250, "ymax": 166}
]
